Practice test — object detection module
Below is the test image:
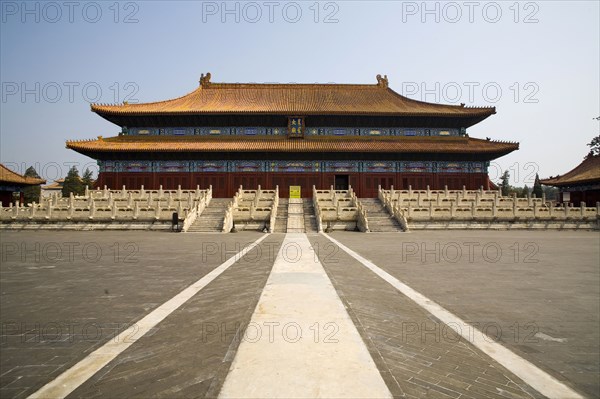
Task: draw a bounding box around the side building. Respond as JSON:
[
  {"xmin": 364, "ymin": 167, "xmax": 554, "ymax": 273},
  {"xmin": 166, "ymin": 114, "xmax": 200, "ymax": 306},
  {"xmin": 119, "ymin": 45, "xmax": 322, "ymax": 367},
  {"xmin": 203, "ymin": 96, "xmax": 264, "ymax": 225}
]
[
  {"xmin": 541, "ymin": 154, "xmax": 600, "ymax": 206},
  {"xmin": 0, "ymin": 164, "xmax": 46, "ymax": 206},
  {"xmin": 67, "ymin": 74, "xmax": 518, "ymax": 198}
]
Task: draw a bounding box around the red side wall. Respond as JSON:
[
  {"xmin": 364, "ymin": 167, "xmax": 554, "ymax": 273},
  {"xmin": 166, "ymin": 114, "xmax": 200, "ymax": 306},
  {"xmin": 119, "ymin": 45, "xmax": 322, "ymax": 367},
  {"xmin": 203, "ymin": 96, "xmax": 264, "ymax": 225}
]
[{"xmin": 559, "ymin": 189, "xmax": 600, "ymax": 207}]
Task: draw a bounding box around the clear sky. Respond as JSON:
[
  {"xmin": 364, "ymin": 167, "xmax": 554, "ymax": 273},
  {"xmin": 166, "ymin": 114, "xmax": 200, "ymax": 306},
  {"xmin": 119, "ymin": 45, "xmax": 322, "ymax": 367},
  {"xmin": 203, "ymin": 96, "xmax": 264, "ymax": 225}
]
[{"xmin": 1, "ymin": 0, "xmax": 598, "ymax": 186}]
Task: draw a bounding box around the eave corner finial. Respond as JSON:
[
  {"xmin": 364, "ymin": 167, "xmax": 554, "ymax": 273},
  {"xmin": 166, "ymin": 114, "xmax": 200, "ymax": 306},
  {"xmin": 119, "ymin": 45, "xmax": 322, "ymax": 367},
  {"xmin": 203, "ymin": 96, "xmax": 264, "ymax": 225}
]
[
  {"xmin": 200, "ymin": 72, "xmax": 212, "ymax": 88},
  {"xmin": 376, "ymin": 74, "xmax": 389, "ymax": 88}
]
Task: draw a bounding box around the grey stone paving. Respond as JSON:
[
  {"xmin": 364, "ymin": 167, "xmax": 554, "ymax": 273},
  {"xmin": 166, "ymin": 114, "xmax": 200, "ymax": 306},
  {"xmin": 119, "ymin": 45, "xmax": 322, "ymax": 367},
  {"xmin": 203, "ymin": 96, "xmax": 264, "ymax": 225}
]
[
  {"xmin": 0, "ymin": 230, "xmax": 598, "ymax": 399},
  {"xmin": 325, "ymin": 230, "xmax": 599, "ymax": 398},
  {"xmin": 309, "ymin": 234, "xmax": 545, "ymax": 399},
  {"xmin": 67, "ymin": 235, "xmax": 284, "ymax": 398},
  {"xmin": 0, "ymin": 231, "xmax": 270, "ymax": 399}
]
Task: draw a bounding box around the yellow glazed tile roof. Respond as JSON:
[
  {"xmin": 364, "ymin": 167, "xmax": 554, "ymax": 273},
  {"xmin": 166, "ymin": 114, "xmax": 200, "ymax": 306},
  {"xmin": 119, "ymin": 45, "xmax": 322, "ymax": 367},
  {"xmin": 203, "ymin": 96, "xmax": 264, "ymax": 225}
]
[
  {"xmin": 66, "ymin": 135, "xmax": 518, "ymax": 154},
  {"xmin": 541, "ymin": 155, "xmax": 600, "ymax": 186},
  {"xmin": 91, "ymin": 74, "xmax": 496, "ymax": 118},
  {"xmin": 0, "ymin": 164, "xmax": 46, "ymax": 185}
]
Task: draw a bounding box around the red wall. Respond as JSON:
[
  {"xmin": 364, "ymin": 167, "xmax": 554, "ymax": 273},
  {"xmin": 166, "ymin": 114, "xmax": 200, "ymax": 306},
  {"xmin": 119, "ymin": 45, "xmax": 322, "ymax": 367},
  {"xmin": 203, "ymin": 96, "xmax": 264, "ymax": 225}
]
[
  {"xmin": 96, "ymin": 172, "xmax": 492, "ymax": 198},
  {"xmin": 559, "ymin": 189, "xmax": 600, "ymax": 207}
]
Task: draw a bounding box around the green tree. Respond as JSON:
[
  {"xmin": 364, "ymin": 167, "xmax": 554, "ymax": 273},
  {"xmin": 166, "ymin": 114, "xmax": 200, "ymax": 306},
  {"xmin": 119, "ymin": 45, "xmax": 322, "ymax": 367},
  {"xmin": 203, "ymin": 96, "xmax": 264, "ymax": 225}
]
[
  {"xmin": 532, "ymin": 173, "xmax": 543, "ymax": 198},
  {"xmin": 499, "ymin": 170, "xmax": 510, "ymax": 196},
  {"xmin": 587, "ymin": 134, "xmax": 600, "ymax": 156},
  {"xmin": 82, "ymin": 168, "xmax": 94, "ymax": 190},
  {"xmin": 62, "ymin": 166, "xmax": 84, "ymax": 197},
  {"xmin": 543, "ymin": 185, "xmax": 558, "ymax": 201},
  {"xmin": 22, "ymin": 166, "xmax": 41, "ymax": 204}
]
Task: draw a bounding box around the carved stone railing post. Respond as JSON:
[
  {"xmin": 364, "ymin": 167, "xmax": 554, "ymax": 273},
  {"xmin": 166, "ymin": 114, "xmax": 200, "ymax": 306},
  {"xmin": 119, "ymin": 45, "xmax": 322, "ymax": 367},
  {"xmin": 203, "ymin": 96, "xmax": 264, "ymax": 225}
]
[
  {"xmin": 177, "ymin": 200, "xmax": 183, "ymax": 218},
  {"xmin": 177, "ymin": 185, "xmax": 182, "ymax": 200},
  {"xmin": 581, "ymin": 202, "xmax": 586, "ymax": 217},
  {"xmin": 89, "ymin": 199, "xmax": 96, "ymax": 219},
  {"xmin": 154, "ymin": 201, "xmax": 161, "ymax": 220},
  {"xmin": 133, "ymin": 201, "xmax": 139, "ymax": 219},
  {"xmin": 159, "ymin": 185, "xmax": 164, "ymax": 199},
  {"xmin": 46, "ymin": 199, "xmax": 52, "ymax": 219}
]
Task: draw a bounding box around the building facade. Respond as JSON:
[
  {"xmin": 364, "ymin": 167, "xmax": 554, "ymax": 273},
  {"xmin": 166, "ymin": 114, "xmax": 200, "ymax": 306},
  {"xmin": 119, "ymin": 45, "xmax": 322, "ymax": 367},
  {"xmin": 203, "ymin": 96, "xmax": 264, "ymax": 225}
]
[
  {"xmin": 0, "ymin": 164, "xmax": 45, "ymax": 206},
  {"xmin": 541, "ymin": 154, "xmax": 600, "ymax": 206},
  {"xmin": 67, "ymin": 74, "xmax": 518, "ymax": 198}
]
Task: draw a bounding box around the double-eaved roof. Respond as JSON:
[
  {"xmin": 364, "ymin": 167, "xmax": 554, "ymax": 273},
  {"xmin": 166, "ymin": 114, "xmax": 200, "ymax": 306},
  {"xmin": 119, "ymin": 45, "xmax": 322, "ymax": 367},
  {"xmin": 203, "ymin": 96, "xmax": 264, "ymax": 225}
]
[{"xmin": 67, "ymin": 74, "xmax": 516, "ymax": 159}]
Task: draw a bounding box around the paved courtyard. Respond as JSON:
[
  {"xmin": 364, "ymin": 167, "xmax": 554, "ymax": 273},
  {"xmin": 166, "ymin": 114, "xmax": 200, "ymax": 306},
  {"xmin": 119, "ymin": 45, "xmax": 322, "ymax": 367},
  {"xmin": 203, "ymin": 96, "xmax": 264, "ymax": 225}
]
[{"xmin": 0, "ymin": 230, "xmax": 598, "ymax": 398}]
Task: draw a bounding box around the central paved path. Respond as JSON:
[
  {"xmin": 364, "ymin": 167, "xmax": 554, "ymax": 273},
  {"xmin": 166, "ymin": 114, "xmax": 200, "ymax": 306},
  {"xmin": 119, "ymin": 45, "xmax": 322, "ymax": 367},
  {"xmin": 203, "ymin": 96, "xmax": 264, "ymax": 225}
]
[{"xmin": 219, "ymin": 233, "xmax": 392, "ymax": 398}]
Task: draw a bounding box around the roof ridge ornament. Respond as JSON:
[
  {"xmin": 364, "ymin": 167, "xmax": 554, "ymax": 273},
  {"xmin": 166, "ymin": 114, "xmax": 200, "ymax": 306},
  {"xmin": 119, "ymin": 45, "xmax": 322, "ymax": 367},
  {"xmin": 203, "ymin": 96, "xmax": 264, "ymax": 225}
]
[
  {"xmin": 199, "ymin": 72, "xmax": 212, "ymax": 88},
  {"xmin": 376, "ymin": 74, "xmax": 388, "ymax": 88}
]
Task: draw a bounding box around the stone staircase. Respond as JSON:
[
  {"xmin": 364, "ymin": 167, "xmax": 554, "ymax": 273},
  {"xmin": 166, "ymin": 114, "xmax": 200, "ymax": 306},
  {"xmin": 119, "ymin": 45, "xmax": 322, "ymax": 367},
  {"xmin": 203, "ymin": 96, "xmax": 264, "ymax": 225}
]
[
  {"xmin": 303, "ymin": 199, "xmax": 318, "ymax": 233},
  {"xmin": 273, "ymin": 198, "xmax": 289, "ymax": 233},
  {"xmin": 286, "ymin": 198, "xmax": 305, "ymax": 233},
  {"xmin": 187, "ymin": 198, "xmax": 230, "ymax": 232},
  {"xmin": 360, "ymin": 198, "xmax": 403, "ymax": 232}
]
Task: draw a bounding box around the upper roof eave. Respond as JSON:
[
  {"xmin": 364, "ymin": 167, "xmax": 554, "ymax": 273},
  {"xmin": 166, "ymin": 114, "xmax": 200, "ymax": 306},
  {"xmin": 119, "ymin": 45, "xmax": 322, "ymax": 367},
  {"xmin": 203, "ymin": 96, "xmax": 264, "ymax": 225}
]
[{"xmin": 90, "ymin": 74, "xmax": 496, "ymax": 120}]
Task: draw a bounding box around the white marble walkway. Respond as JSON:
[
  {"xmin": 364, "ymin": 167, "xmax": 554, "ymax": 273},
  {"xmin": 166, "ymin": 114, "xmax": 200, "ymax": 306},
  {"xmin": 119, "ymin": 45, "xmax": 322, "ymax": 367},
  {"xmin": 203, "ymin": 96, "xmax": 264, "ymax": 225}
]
[{"xmin": 219, "ymin": 233, "xmax": 392, "ymax": 398}]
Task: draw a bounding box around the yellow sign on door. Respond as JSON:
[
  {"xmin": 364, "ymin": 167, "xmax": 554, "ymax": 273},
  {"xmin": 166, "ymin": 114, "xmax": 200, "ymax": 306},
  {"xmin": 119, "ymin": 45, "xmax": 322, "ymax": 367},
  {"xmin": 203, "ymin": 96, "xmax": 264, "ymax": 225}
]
[{"xmin": 289, "ymin": 186, "xmax": 301, "ymax": 199}]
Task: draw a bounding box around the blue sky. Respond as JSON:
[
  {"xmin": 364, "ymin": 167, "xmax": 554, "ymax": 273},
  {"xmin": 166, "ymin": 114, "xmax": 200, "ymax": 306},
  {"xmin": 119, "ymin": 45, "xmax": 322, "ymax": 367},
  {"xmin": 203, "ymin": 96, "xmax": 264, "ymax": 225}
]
[{"xmin": 1, "ymin": 0, "xmax": 598, "ymax": 186}]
